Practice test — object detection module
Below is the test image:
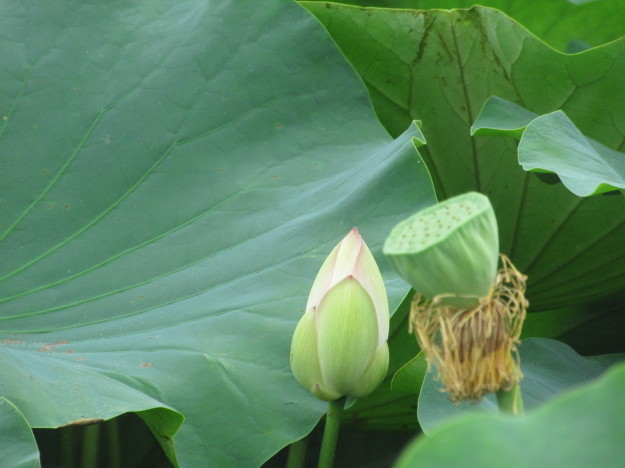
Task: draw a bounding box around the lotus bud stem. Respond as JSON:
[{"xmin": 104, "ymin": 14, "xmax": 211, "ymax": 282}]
[{"xmin": 318, "ymin": 397, "xmax": 346, "ymax": 468}]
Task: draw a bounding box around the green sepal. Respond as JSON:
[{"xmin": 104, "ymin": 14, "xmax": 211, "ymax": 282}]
[
  {"xmin": 290, "ymin": 310, "xmax": 325, "ymax": 395},
  {"xmin": 316, "ymin": 276, "xmax": 380, "ymax": 396},
  {"xmin": 351, "ymin": 342, "xmax": 389, "ymax": 398},
  {"xmin": 311, "ymin": 382, "xmax": 342, "ymax": 402}
]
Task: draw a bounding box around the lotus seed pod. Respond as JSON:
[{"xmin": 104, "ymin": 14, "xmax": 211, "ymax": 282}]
[{"xmin": 383, "ymin": 192, "xmax": 498, "ymax": 308}]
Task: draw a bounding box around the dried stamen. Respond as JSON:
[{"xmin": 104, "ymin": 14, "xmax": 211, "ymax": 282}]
[{"xmin": 409, "ymin": 255, "xmax": 528, "ymax": 402}]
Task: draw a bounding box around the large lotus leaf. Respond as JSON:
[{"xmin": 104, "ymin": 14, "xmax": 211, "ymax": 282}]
[
  {"xmin": 0, "ymin": 397, "xmax": 40, "ymax": 468},
  {"xmin": 555, "ymin": 305, "xmax": 625, "ymax": 355},
  {"xmin": 0, "ymin": 1, "xmax": 436, "ymax": 466},
  {"xmin": 521, "ymin": 304, "xmax": 625, "ymax": 355},
  {"xmin": 473, "ymin": 97, "xmax": 625, "ymax": 196},
  {"xmin": 416, "ymin": 337, "xmax": 625, "ymax": 433},
  {"xmin": 395, "ymin": 361, "xmax": 625, "ymax": 467},
  {"xmin": 470, "ymin": 96, "xmax": 538, "ymax": 139},
  {"xmin": 301, "ymin": 3, "xmax": 625, "ymax": 314},
  {"xmin": 304, "ymin": 0, "xmax": 625, "ymax": 52}
]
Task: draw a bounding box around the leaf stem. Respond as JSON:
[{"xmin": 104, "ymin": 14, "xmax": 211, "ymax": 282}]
[
  {"xmin": 61, "ymin": 426, "xmax": 76, "ymax": 468},
  {"xmin": 106, "ymin": 418, "xmax": 122, "ymax": 468},
  {"xmin": 286, "ymin": 437, "xmax": 307, "ymax": 468},
  {"xmin": 496, "ymin": 384, "xmax": 524, "ymax": 415},
  {"xmin": 317, "ymin": 397, "xmax": 346, "ymax": 468},
  {"xmin": 80, "ymin": 423, "xmax": 101, "ymax": 468}
]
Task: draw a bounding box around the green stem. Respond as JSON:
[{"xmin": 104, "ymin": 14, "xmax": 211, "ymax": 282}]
[
  {"xmin": 317, "ymin": 397, "xmax": 346, "ymax": 468},
  {"xmin": 496, "ymin": 384, "xmax": 524, "ymax": 415},
  {"xmin": 286, "ymin": 437, "xmax": 307, "ymax": 468},
  {"xmin": 61, "ymin": 426, "xmax": 75, "ymax": 468},
  {"xmin": 80, "ymin": 423, "xmax": 101, "ymax": 468},
  {"xmin": 106, "ymin": 418, "xmax": 122, "ymax": 468}
]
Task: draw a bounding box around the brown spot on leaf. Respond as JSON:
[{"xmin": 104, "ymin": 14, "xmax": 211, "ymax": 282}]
[
  {"xmin": 140, "ymin": 363, "xmax": 152, "ymax": 368},
  {"xmin": 49, "ymin": 340, "xmax": 69, "ymax": 346},
  {"xmin": 39, "ymin": 340, "xmax": 69, "ymax": 351},
  {"xmin": 3, "ymin": 339, "xmax": 24, "ymax": 345}
]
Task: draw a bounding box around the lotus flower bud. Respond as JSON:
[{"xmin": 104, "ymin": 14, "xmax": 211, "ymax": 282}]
[
  {"xmin": 290, "ymin": 228, "xmax": 390, "ymax": 401},
  {"xmin": 383, "ymin": 192, "xmax": 498, "ymax": 308}
]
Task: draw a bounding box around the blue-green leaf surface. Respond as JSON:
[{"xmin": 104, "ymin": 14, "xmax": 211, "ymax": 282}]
[
  {"xmin": 396, "ymin": 361, "xmax": 625, "ymax": 467},
  {"xmin": 0, "ymin": 397, "xmax": 40, "ymax": 468},
  {"xmin": 0, "ymin": 1, "xmax": 436, "ymax": 466}
]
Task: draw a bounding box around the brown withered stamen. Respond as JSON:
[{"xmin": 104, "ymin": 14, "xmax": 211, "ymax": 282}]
[{"xmin": 409, "ymin": 255, "xmax": 528, "ymax": 402}]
